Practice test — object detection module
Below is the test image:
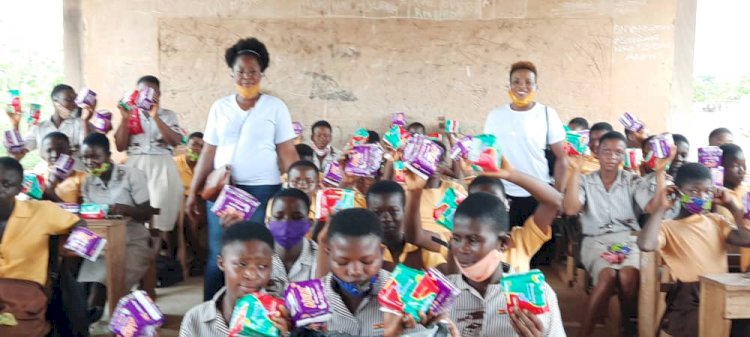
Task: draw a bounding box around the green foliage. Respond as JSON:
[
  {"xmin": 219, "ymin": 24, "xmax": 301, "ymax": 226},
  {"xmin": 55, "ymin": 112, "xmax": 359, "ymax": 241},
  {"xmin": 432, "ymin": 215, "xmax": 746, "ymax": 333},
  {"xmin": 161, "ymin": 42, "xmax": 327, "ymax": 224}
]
[{"xmin": 693, "ymin": 75, "xmax": 750, "ymax": 102}]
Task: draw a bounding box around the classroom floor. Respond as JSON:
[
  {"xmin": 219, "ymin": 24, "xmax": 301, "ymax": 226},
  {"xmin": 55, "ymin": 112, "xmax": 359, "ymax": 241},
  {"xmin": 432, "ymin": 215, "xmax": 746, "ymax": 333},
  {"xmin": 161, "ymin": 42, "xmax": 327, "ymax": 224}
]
[{"xmin": 91, "ymin": 264, "xmax": 611, "ymax": 337}]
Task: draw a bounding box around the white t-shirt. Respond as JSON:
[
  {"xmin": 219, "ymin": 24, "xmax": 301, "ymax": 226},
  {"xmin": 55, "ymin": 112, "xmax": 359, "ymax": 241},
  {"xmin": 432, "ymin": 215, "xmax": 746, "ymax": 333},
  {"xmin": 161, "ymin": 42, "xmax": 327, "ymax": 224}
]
[
  {"xmin": 483, "ymin": 103, "xmax": 565, "ymax": 197},
  {"xmin": 204, "ymin": 94, "xmax": 296, "ymax": 186}
]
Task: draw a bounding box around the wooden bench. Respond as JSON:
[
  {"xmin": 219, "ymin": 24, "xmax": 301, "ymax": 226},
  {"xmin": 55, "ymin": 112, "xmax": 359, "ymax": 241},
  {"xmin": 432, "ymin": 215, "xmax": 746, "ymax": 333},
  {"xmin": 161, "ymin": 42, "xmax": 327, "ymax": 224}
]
[{"xmin": 699, "ymin": 273, "xmax": 750, "ymax": 337}]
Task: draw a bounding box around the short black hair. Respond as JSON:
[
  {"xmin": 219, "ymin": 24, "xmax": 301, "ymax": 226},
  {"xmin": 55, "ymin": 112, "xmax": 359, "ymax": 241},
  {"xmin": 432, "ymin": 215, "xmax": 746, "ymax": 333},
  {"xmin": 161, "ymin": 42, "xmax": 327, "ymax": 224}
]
[
  {"xmin": 288, "ymin": 160, "xmax": 319, "ymax": 175},
  {"xmin": 188, "ymin": 132, "xmax": 204, "ymax": 140},
  {"xmin": 366, "ymin": 180, "xmax": 405, "ymax": 206},
  {"xmin": 674, "ymin": 162, "xmax": 711, "ymax": 187},
  {"xmin": 367, "ymin": 130, "xmax": 380, "ymax": 144},
  {"xmin": 709, "ymin": 127, "xmax": 733, "ymax": 140},
  {"xmin": 599, "ymin": 131, "xmax": 627, "ymax": 145},
  {"xmin": 137, "ymin": 75, "xmax": 160, "ymax": 88},
  {"xmin": 221, "ymin": 221, "xmax": 275, "ymax": 251},
  {"xmin": 510, "ymin": 61, "xmax": 537, "ymax": 79},
  {"xmin": 406, "ymin": 122, "xmax": 425, "ymax": 132},
  {"xmin": 454, "ymin": 192, "xmax": 509, "ymax": 234},
  {"xmin": 720, "ymin": 143, "xmax": 744, "ymax": 167},
  {"xmin": 0, "ymin": 157, "xmax": 24, "ymax": 179},
  {"xmin": 468, "ymin": 175, "xmax": 505, "ymax": 195},
  {"xmin": 83, "ymin": 132, "xmax": 111, "ymax": 154},
  {"xmin": 327, "ymin": 208, "xmax": 383, "ymax": 241},
  {"xmin": 672, "ymin": 133, "xmax": 689, "ymax": 145},
  {"xmin": 295, "ymin": 144, "xmax": 314, "ymax": 158},
  {"xmin": 225, "ymin": 37, "xmax": 270, "ymax": 72},
  {"xmin": 590, "ymin": 122, "xmax": 614, "ymax": 133},
  {"xmin": 568, "ymin": 117, "xmax": 589, "ymax": 129},
  {"xmin": 43, "ymin": 131, "xmax": 70, "ymax": 145},
  {"xmin": 50, "ymin": 84, "xmax": 74, "ymax": 99},
  {"xmin": 311, "ymin": 120, "xmax": 332, "ymax": 133},
  {"xmin": 271, "ymin": 188, "xmax": 312, "ymax": 213}
]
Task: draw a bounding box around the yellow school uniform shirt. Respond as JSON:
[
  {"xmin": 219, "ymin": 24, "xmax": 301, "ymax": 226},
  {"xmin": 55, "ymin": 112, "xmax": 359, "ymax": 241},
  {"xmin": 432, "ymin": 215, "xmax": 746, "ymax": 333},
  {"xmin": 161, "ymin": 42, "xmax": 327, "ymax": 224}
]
[
  {"xmin": 657, "ymin": 213, "xmax": 732, "ymax": 282},
  {"xmin": 412, "ymin": 180, "xmax": 467, "ymax": 255},
  {"xmin": 173, "ymin": 155, "xmax": 193, "ymax": 196},
  {"xmin": 716, "ymin": 185, "xmax": 750, "ymax": 271},
  {"xmin": 382, "ymin": 242, "xmax": 447, "ymax": 269},
  {"xmin": 52, "ymin": 171, "xmax": 86, "ymax": 204},
  {"xmin": 0, "ymin": 200, "xmax": 80, "ymax": 286},
  {"xmin": 506, "ymin": 216, "xmax": 553, "ymax": 273}
]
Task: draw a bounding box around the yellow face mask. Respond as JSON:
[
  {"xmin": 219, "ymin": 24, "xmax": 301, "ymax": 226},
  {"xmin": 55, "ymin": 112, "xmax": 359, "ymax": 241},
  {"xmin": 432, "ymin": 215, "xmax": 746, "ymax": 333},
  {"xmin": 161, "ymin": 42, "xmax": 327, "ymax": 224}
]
[
  {"xmin": 236, "ymin": 84, "xmax": 260, "ymax": 100},
  {"xmin": 508, "ymin": 90, "xmax": 536, "ymax": 109}
]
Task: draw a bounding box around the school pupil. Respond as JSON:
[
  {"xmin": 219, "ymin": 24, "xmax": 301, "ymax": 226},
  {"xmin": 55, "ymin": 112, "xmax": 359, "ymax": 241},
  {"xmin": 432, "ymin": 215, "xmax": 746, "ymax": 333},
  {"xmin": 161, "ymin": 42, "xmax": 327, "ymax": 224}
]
[
  {"xmin": 568, "ymin": 117, "xmax": 589, "ymax": 131},
  {"xmin": 295, "ymin": 143, "xmax": 315, "ymax": 162},
  {"xmin": 446, "ymin": 193, "xmax": 565, "ymax": 336},
  {"xmin": 319, "ymin": 208, "xmax": 424, "ymax": 337},
  {"xmin": 466, "ymin": 159, "xmax": 562, "ymax": 273},
  {"xmin": 174, "ymin": 132, "xmax": 204, "ymax": 197},
  {"xmin": 406, "ymin": 122, "xmax": 426, "ymax": 135},
  {"xmin": 366, "ymin": 180, "xmax": 447, "ymax": 271},
  {"xmin": 309, "ymin": 120, "xmax": 339, "ymax": 170},
  {"xmin": 77, "ymin": 133, "xmax": 157, "ymax": 325},
  {"xmin": 715, "ymin": 144, "xmax": 750, "ymax": 272},
  {"xmin": 708, "ymin": 127, "xmax": 733, "ymax": 146},
  {"xmin": 575, "ymin": 121, "xmax": 614, "ymax": 175},
  {"xmin": 637, "ymin": 162, "xmax": 750, "ymax": 337},
  {"xmin": 0, "ymin": 157, "xmax": 84, "ymax": 337},
  {"xmin": 669, "ymin": 134, "xmax": 690, "ymax": 177},
  {"xmin": 38, "ymin": 132, "xmax": 86, "ymax": 203},
  {"xmin": 179, "ymin": 221, "xmax": 290, "ymax": 337},
  {"xmin": 563, "ymin": 131, "xmax": 662, "ymax": 337}
]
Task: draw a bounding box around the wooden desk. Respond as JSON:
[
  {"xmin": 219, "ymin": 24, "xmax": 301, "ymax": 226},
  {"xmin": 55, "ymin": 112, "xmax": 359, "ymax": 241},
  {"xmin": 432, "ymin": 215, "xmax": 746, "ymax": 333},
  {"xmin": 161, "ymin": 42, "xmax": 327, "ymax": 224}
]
[
  {"xmin": 87, "ymin": 219, "xmax": 128, "ymax": 315},
  {"xmin": 699, "ymin": 273, "xmax": 750, "ymax": 337}
]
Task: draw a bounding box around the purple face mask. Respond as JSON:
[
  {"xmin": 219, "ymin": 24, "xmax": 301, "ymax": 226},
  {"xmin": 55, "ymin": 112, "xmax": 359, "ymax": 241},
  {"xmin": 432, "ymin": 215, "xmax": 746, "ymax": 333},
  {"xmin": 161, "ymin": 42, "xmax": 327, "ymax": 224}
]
[{"xmin": 268, "ymin": 219, "xmax": 311, "ymax": 249}]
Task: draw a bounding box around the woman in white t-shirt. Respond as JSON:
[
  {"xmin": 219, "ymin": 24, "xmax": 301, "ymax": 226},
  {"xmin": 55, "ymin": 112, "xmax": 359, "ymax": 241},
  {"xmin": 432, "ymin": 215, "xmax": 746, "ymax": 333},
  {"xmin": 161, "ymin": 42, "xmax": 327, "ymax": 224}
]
[
  {"xmin": 483, "ymin": 61, "xmax": 568, "ymax": 230},
  {"xmin": 186, "ymin": 37, "xmax": 299, "ymax": 300}
]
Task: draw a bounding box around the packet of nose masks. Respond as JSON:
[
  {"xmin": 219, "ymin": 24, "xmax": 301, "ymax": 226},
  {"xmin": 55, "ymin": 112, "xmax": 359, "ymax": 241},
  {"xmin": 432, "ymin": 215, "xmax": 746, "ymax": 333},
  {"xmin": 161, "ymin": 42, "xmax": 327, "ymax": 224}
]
[
  {"xmin": 75, "ymin": 88, "xmax": 97, "ymax": 109},
  {"xmin": 211, "ymin": 185, "xmax": 261, "ymax": 221},
  {"xmin": 121, "ymin": 91, "xmax": 144, "ymax": 135},
  {"xmin": 623, "ymin": 148, "xmax": 642, "ymax": 170},
  {"xmin": 109, "ymin": 290, "xmax": 164, "ymax": 337},
  {"xmin": 618, "ymin": 112, "xmax": 645, "ymax": 133},
  {"xmin": 315, "ymin": 188, "xmax": 356, "ymax": 221},
  {"xmin": 564, "ymin": 127, "xmax": 589, "ymax": 156},
  {"xmin": 345, "ymin": 144, "xmax": 384, "ymax": 178},
  {"xmin": 393, "ymin": 161, "xmax": 406, "ymax": 185},
  {"xmin": 433, "ymin": 187, "xmax": 466, "ymax": 231},
  {"xmin": 57, "ymin": 203, "xmax": 80, "ymax": 214},
  {"xmin": 383, "ymin": 125, "xmax": 410, "ymax": 150},
  {"xmin": 501, "ymin": 269, "xmax": 549, "ymax": 315},
  {"xmin": 27, "ymin": 103, "xmax": 41, "ymax": 126},
  {"xmin": 21, "ymin": 172, "xmax": 45, "ymax": 199},
  {"xmin": 444, "ymin": 119, "xmax": 459, "ymax": 134},
  {"xmin": 284, "ymin": 279, "xmax": 332, "ymax": 328},
  {"xmin": 347, "ymin": 128, "xmax": 370, "ymax": 148},
  {"xmin": 51, "ymin": 153, "xmax": 75, "ymax": 181},
  {"xmin": 378, "ymin": 264, "xmax": 440, "ymax": 322},
  {"xmin": 698, "ymin": 146, "xmax": 723, "ymax": 169},
  {"xmin": 228, "ymin": 293, "xmax": 284, "ymax": 337},
  {"xmin": 79, "ymin": 203, "xmax": 110, "ymax": 220},
  {"xmin": 451, "ymin": 134, "xmax": 503, "ymax": 173},
  {"xmin": 402, "ymin": 135, "xmax": 444, "ymax": 180},
  {"xmin": 322, "ymin": 161, "xmax": 343, "ymax": 187},
  {"xmin": 93, "ymin": 110, "xmax": 113, "ymax": 133},
  {"xmin": 392, "ymin": 112, "xmax": 406, "ymax": 127},
  {"xmin": 649, "ymin": 133, "xmax": 674, "ymax": 159},
  {"xmin": 4, "ymin": 130, "xmax": 24, "ymax": 154},
  {"xmin": 292, "ymin": 121, "xmax": 304, "ymax": 137},
  {"xmin": 64, "ymin": 226, "xmax": 107, "ymax": 262}
]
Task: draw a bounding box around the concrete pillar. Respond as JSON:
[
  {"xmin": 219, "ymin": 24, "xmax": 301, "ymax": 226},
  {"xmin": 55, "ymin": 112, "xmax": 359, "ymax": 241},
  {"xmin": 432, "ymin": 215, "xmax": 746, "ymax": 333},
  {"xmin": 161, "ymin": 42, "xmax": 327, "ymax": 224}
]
[{"xmin": 63, "ymin": 0, "xmax": 83, "ymax": 88}]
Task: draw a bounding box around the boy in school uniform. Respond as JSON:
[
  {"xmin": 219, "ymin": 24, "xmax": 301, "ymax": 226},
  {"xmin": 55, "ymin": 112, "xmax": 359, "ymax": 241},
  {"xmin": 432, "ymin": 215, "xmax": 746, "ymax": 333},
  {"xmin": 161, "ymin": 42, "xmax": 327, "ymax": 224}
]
[
  {"xmin": 633, "ymin": 133, "xmax": 691, "ymax": 221},
  {"xmin": 179, "ymin": 222, "xmax": 290, "ymax": 337},
  {"xmin": 0, "ymin": 157, "xmax": 84, "ymax": 337},
  {"xmin": 638, "ymin": 162, "xmax": 750, "ymax": 337},
  {"xmin": 38, "ymin": 132, "xmax": 87, "ymax": 203},
  {"xmin": 446, "ymin": 193, "xmax": 565, "ymax": 337},
  {"xmin": 714, "ymin": 144, "xmax": 750, "ymax": 272},
  {"xmin": 563, "ymin": 131, "xmax": 665, "ymax": 337},
  {"xmin": 317, "ymin": 208, "xmax": 422, "ymax": 337}
]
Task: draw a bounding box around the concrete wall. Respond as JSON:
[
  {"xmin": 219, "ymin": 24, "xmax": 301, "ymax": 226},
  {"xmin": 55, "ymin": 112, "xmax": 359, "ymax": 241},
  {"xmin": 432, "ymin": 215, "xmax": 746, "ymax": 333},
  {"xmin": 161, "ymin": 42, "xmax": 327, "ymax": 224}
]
[{"xmin": 65, "ymin": 0, "xmax": 696, "ymax": 148}]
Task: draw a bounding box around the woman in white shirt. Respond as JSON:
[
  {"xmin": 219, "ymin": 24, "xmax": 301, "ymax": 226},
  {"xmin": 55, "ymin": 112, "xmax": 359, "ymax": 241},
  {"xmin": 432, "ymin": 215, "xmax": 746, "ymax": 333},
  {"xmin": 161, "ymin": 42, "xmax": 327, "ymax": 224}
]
[
  {"xmin": 483, "ymin": 61, "xmax": 568, "ymax": 232},
  {"xmin": 186, "ymin": 37, "xmax": 299, "ymax": 300}
]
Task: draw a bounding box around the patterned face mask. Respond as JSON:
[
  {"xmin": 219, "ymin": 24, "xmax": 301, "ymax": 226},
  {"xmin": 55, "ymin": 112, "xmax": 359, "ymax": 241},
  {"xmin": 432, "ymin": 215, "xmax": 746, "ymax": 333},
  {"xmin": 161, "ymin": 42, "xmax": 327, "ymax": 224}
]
[
  {"xmin": 680, "ymin": 193, "xmax": 712, "ymax": 214},
  {"xmin": 87, "ymin": 162, "xmax": 111, "ymax": 177}
]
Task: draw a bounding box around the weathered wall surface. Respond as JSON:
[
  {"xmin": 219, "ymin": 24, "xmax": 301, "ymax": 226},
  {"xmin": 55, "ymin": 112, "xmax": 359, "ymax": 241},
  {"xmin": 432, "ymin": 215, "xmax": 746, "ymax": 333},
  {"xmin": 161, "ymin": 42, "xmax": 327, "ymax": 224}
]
[{"xmin": 69, "ymin": 0, "xmax": 695, "ymax": 147}]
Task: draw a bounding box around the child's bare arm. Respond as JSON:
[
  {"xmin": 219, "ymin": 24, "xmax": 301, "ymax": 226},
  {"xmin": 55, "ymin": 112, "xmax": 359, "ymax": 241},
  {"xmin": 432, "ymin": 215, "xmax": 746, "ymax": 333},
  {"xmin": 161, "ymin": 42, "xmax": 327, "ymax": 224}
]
[
  {"xmin": 562, "ymin": 155, "xmax": 584, "ymax": 215},
  {"xmin": 718, "ymin": 189, "xmax": 750, "ymax": 247},
  {"xmin": 403, "ymin": 180, "xmax": 447, "ymax": 253},
  {"xmin": 504, "ymin": 169, "xmax": 562, "ymax": 234},
  {"xmin": 637, "ymin": 170, "xmax": 672, "ymax": 251}
]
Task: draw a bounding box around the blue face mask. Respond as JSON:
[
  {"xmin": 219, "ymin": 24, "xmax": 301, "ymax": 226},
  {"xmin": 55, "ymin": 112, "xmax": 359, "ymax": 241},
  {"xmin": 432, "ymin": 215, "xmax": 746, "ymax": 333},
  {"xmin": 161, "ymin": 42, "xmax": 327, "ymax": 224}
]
[{"xmin": 332, "ymin": 274, "xmax": 378, "ymax": 297}]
